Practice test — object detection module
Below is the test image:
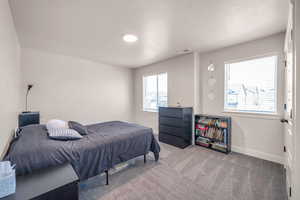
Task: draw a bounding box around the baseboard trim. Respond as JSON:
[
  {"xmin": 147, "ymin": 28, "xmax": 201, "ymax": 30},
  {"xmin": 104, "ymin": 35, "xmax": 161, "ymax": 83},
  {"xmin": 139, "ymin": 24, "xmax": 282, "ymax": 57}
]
[{"xmin": 232, "ymin": 145, "xmax": 284, "ymax": 164}]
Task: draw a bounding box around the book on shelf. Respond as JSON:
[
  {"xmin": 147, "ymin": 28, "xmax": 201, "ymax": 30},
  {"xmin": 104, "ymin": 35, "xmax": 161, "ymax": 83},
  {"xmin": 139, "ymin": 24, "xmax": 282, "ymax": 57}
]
[
  {"xmin": 196, "ymin": 126, "xmax": 225, "ymax": 142},
  {"xmin": 212, "ymin": 143, "xmax": 227, "ymax": 152},
  {"xmin": 196, "ymin": 118, "xmax": 228, "ymax": 129},
  {"xmin": 196, "ymin": 136, "xmax": 210, "ymax": 147},
  {"xmin": 196, "ymin": 141, "xmax": 210, "ymax": 147},
  {"xmin": 223, "ymin": 129, "xmax": 227, "ymax": 144},
  {"xmin": 196, "ymin": 136, "xmax": 210, "ymax": 143}
]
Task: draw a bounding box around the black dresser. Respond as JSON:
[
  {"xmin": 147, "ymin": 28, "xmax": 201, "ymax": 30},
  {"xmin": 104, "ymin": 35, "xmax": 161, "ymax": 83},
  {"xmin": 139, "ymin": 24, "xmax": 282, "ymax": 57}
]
[{"xmin": 159, "ymin": 107, "xmax": 193, "ymax": 148}]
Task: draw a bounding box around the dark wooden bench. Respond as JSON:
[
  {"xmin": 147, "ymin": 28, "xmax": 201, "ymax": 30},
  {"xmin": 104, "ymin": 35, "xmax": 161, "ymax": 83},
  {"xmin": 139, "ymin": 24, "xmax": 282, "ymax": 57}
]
[{"xmin": 1, "ymin": 163, "xmax": 79, "ymax": 200}]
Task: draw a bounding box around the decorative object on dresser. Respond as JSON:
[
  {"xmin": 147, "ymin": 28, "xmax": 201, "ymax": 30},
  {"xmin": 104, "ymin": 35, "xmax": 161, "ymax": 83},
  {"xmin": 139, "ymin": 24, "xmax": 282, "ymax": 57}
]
[
  {"xmin": 18, "ymin": 112, "xmax": 40, "ymax": 128},
  {"xmin": 159, "ymin": 107, "xmax": 193, "ymax": 148},
  {"xmin": 195, "ymin": 114, "xmax": 231, "ymax": 153}
]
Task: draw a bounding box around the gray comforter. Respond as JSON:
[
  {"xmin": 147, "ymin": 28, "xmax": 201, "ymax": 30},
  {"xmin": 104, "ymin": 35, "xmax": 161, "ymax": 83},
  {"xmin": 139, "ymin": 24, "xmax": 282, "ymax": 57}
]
[{"xmin": 5, "ymin": 121, "xmax": 160, "ymax": 180}]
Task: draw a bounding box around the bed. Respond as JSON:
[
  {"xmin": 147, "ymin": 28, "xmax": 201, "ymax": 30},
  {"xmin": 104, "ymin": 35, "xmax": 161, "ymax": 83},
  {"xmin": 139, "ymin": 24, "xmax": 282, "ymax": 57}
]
[{"xmin": 4, "ymin": 121, "xmax": 160, "ymax": 181}]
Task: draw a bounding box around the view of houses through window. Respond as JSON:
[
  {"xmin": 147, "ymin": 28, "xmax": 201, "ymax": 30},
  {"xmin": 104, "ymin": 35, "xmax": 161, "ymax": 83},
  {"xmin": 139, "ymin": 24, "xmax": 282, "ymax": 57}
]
[
  {"xmin": 224, "ymin": 55, "xmax": 277, "ymax": 114},
  {"xmin": 143, "ymin": 73, "xmax": 168, "ymax": 112}
]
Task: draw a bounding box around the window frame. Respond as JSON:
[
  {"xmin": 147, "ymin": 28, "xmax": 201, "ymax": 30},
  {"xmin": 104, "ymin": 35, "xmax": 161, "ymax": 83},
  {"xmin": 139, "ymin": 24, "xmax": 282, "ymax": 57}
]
[
  {"xmin": 143, "ymin": 72, "xmax": 168, "ymax": 112},
  {"xmin": 223, "ymin": 53, "xmax": 279, "ymax": 115}
]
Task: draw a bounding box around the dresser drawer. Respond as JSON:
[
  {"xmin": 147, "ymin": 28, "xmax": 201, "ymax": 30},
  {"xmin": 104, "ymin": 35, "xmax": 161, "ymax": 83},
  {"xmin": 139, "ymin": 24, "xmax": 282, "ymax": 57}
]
[
  {"xmin": 159, "ymin": 107, "xmax": 183, "ymax": 118},
  {"xmin": 159, "ymin": 133, "xmax": 190, "ymax": 148},
  {"xmin": 159, "ymin": 117, "xmax": 185, "ymax": 127},
  {"xmin": 159, "ymin": 125, "xmax": 190, "ymax": 140}
]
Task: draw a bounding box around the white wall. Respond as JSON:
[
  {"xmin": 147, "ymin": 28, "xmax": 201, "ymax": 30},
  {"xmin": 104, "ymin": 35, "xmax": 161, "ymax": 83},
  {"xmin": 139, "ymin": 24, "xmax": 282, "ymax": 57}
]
[
  {"xmin": 199, "ymin": 33, "xmax": 285, "ymax": 163},
  {"xmin": 21, "ymin": 48, "xmax": 133, "ymax": 124},
  {"xmin": 0, "ymin": 0, "xmax": 21, "ymax": 157},
  {"xmin": 133, "ymin": 54, "xmax": 195, "ymax": 133}
]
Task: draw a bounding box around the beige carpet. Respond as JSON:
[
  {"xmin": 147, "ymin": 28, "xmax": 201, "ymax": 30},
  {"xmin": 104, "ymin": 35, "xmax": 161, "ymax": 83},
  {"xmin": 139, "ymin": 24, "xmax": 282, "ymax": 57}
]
[{"xmin": 80, "ymin": 142, "xmax": 287, "ymax": 200}]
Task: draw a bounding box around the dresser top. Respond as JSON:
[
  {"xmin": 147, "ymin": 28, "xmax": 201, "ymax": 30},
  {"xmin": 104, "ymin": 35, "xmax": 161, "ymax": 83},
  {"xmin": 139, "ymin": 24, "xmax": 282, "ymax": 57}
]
[
  {"xmin": 159, "ymin": 106, "xmax": 193, "ymax": 109},
  {"xmin": 19, "ymin": 111, "xmax": 39, "ymax": 115}
]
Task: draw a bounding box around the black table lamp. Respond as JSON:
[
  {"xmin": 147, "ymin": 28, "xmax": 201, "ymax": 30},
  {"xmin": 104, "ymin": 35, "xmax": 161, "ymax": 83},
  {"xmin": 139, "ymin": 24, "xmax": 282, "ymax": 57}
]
[
  {"xmin": 19, "ymin": 84, "xmax": 40, "ymax": 127},
  {"xmin": 24, "ymin": 84, "xmax": 33, "ymax": 113}
]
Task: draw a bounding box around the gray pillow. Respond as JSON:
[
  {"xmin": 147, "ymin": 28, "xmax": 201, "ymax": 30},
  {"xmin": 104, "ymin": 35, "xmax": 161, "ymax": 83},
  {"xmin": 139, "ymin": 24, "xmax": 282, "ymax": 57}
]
[
  {"xmin": 48, "ymin": 128, "xmax": 83, "ymax": 140},
  {"xmin": 68, "ymin": 121, "xmax": 88, "ymax": 135}
]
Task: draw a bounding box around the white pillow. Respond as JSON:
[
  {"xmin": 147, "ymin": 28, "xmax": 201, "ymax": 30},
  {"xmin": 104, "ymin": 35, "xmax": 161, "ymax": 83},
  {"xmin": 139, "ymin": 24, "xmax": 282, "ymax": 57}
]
[
  {"xmin": 48, "ymin": 128, "xmax": 83, "ymax": 140},
  {"xmin": 46, "ymin": 119, "xmax": 68, "ymax": 130}
]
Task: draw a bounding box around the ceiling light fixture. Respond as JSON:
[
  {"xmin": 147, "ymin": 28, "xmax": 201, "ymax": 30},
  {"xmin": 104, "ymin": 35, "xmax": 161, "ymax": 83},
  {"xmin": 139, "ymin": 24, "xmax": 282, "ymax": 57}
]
[{"xmin": 123, "ymin": 34, "xmax": 138, "ymax": 43}]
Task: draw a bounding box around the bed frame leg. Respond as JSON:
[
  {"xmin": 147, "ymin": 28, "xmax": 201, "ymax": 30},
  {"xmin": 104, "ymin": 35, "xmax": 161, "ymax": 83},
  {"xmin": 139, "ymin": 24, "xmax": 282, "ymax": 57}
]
[
  {"xmin": 144, "ymin": 154, "xmax": 147, "ymax": 164},
  {"xmin": 105, "ymin": 170, "xmax": 109, "ymax": 185}
]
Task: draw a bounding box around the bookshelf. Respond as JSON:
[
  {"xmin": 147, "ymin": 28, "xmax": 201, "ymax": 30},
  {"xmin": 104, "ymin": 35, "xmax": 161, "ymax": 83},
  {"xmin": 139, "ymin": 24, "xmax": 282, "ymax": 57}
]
[{"xmin": 194, "ymin": 114, "xmax": 231, "ymax": 153}]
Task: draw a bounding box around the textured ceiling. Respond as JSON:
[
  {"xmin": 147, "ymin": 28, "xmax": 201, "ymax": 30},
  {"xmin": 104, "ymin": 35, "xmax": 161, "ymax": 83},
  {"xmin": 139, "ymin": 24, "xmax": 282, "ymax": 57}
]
[{"xmin": 9, "ymin": 0, "xmax": 288, "ymax": 67}]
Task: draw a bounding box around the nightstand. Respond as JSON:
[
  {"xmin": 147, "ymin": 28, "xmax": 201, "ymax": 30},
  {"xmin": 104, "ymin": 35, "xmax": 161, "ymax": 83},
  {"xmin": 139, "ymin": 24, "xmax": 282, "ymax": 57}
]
[{"xmin": 18, "ymin": 112, "xmax": 40, "ymax": 128}]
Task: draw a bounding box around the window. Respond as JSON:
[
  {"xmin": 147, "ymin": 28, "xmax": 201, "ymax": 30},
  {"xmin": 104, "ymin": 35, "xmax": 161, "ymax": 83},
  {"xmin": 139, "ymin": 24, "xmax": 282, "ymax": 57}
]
[
  {"xmin": 224, "ymin": 55, "xmax": 277, "ymax": 114},
  {"xmin": 143, "ymin": 73, "xmax": 167, "ymax": 112}
]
